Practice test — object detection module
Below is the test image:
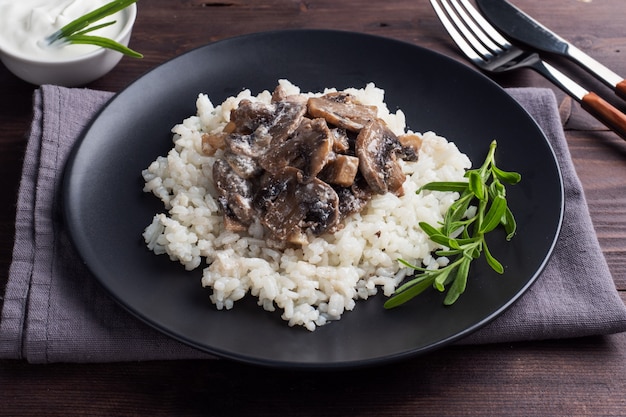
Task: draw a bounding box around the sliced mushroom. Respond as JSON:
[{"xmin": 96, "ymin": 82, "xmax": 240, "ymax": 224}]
[
  {"xmin": 330, "ymin": 127, "xmax": 351, "ymax": 153},
  {"xmin": 212, "ymin": 159, "xmax": 255, "ymax": 231},
  {"xmin": 201, "ymin": 131, "xmax": 227, "ymax": 156},
  {"xmin": 255, "ymin": 167, "xmax": 340, "ymax": 242},
  {"xmin": 334, "ymin": 176, "xmax": 373, "ymax": 219},
  {"xmin": 227, "ymin": 95, "xmax": 307, "ymax": 151},
  {"xmin": 355, "ymin": 119, "xmax": 406, "ymax": 195},
  {"xmin": 223, "ymin": 150, "xmax": 263, "ymax": 179},
  {"xmin": 210, "ymin": 84, "xmax": 420, "ymax": 244},
  {"xmin": 267, "ymin": 95, "xmax": 309, "ymax": 144},
  {"xmin": 307, "ymin": 93, "xmax": 378, "ymax": 132},
  {"xmin": 271, "ymin": 84, "xmax": 288, "ymax": 102},
  {"xmin": 224, "ymin": 131, "xmax": 272, "ymax": 159},
  {"xmin": 229, "ymin": 99, "xmax": 275, "ymax": 134},
  {"xmin": 259, "ymin": 118, "xmax": 333, "ymax": 177},
  {"xmin": 299, "ymin": 178, "xmax": 341, "ymax": 236},
  {"xmin": 258, "ymin": 179, "xmax": 304, "ymax": 241},
  {"xmin": 397, "ymin": 133, "xmax": 422, "ymax": 162},
  {"xmin": 318, "ymin": 153, "xmax": 360, "ymax": 187}
]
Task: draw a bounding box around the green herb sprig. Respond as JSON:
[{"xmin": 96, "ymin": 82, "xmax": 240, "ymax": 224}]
[
  {"xmin": 384, "ymin": 140, "xmax": 521, "ymax": 308},
  {"xmin": 45, "ymin": 0, "xmax": 142, "ymax": 58}
]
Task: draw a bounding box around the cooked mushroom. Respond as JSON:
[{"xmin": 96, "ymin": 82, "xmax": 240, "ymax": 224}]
[
  {"xmin": 330, "ymin": 127, "xmax": 351, "ymax": 153},
  {"xmin": 229, "ymin": 99, "xmax": 275, "ymax": 134},
  {"xmin": 212, "ymin": 159, "xmax": 255, "ymax": 231},
  {"xmin": 210, "ymin": 84, "xmax": 419, "ymax": 245},
  {"xmin": 318, "ymin": 153, "xmax": 360, "ymax": 187},
  {"xmin": 266, "ymin": 94, "xmax": 308, "ymax": 144},
  {"xmin": 307, "ymin": 93, "xmax": 378, "ymax": 132},
  {"xmin": 334, "ymin": 176, "xmax": 373, "ymax": 219},
  {"xmin": 224, "ymin": 131, "xmax": 272, "ymax": 160},
  {"xmin": 255, "ymin": 167, "xmax": 340, "ymax": 242},
  {"xmin": 271, "ymin": 84, "xmax": 288, "ymax": 102},
  {"xmin": 223, "ymin": 150, "xmax": 263, "ymax": 179},
  {"xmin": 355, "ymin": 119, "xmax": 406, "ymax": 195},
  {"xmin": 259, "ymin": 118, "xmax": 333, "ymax": 177},
  {"xmin": 201, "ymin": 131, "xmax": 227, "ymax": 156},
  {"xmin": 226, "ymin": 95, "xmax": 307, "ymax": 157},
  {"xmin": 397, "ymin": 133, "xmax": 422, "ymax": 162},
  {"xmin": 299, "ymin": 179, "xmax": 341, "ymax": 236}
]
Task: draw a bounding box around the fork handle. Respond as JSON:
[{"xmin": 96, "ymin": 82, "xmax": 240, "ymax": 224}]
[{"xmin": 581, "ymin": 92, "xmax": 626, "ymax": 141}]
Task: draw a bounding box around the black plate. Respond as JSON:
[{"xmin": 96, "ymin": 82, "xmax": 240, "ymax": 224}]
[{"xmin": 63, "ymin": 30, "xmax": 563, "ymax": 369}]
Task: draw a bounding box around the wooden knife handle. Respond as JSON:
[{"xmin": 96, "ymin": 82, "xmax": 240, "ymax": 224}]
[
  {"xmin": 581, "ymin": 92, "xmax": 626, "ymax": 141},
  {"xmin": 616, "ymin": 80, "xmax": 626, "ymax": 101}
]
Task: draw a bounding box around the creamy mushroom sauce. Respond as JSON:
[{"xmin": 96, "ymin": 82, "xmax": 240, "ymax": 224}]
[{"xmin": 203, "ymin": 84, "xmax": 421, "ymax": 246}]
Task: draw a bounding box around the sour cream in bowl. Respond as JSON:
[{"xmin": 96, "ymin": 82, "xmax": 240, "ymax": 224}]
[{"xmin": 0, "ymin": 0, "xmax": 137, "ymax": 86}]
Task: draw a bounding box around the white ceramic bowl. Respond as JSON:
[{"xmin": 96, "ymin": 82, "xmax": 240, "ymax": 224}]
[{"xmin": 0, "ymin": 4, "xmax": 137, "ymax": 87}]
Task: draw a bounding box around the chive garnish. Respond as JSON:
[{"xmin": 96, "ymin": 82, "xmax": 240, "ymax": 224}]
[
  {"xmin": 45, "ymin": 0, "xmax": 142, "ymax": 58},
  {"xmin": 384, "ymin": 140, "xmax": 521, "ymax": 308}
]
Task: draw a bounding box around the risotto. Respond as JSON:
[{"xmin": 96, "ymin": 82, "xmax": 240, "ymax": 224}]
[{"xmin": 141, "ymin": 80, "xmax": 471, "ymax": 331}]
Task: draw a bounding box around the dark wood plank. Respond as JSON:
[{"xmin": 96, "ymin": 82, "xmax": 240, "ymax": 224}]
[
  {"xmin": 567, "ymin": 130, "xmax": 626, "ymax": 289},
  {"xmin": 2, "ymin": 333, "xmax": 626, "ymax": 417},
  {"xmin": 0, "ymin": 67, "xmax": 33, "ymax": 298}
]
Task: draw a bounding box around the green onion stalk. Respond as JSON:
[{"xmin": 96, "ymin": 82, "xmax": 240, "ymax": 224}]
[{"xmin": 45, "ymin": 0, "xmax": 142, "ymax": 58}]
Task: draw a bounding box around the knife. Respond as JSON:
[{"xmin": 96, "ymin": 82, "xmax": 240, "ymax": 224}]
[{"xmin": 475, "ymin": 0, "xmax": 626, "ymax": 101}]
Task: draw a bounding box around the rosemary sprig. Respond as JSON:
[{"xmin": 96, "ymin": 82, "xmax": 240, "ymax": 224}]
[
  {"xmin": 45, "ymin": 0, "xmax": 142, "ymax": 58},
  {"xmin": 384, "ymin": 140, "xmax": 521, "ymax": 308}
]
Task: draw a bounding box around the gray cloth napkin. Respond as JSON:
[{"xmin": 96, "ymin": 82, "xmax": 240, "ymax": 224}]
[{"xmin": 1, "ymin": 85, "xmax": 626, "ymax": 363}]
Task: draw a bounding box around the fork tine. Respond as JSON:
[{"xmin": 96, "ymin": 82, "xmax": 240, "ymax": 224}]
[
  {"xmin": 432, "ymin": 0, "xmax": 626, "ymax": 141},
  {"xmin": 431, "ymin": 0, "xmax": 494, "ymax": 61},
  {"xmin": 456, "ymin": 0, "xmax": 510, "ymax": 49},
  {"xmin": 430, "ymin": 0, "xmax": 484, "ymax": 62},
  {"xmin": 449, "ymin": 0, "xmax": 501, "ymax": 53}
]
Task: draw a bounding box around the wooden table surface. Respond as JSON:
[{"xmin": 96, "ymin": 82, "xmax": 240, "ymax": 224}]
[{"xmin": 2, "ymin": 1, "xmax": 626, "ymax": 415}]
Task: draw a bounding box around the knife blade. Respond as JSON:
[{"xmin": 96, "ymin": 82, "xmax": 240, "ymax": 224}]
[{"xmin": 475, "ymin": 0, "xmax": 626, "ymax": 100}]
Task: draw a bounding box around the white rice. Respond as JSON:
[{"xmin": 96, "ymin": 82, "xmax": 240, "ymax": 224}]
[{"xmin": 142, "ymin": 79, "xmax": 471, "ymax": 331}]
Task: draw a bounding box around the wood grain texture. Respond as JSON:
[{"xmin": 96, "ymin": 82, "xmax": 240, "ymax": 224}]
[
  {"xmin": 2, "ymin": 333, "xmax": 626, "ymax": 416},
  {"xmin": 1, "ymin": 1, "xmax": 625, "ymax": 415}
]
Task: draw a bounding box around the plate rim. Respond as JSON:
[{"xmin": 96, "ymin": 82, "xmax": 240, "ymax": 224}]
[{"xmin": 62, "ymin": 28, "xmax": 565, "ymax": 369}]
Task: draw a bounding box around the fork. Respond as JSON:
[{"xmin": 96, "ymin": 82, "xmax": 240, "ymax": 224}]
[{"xmin": 430, "ymin": 0, "xmax": 626, "ymax": 141}]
